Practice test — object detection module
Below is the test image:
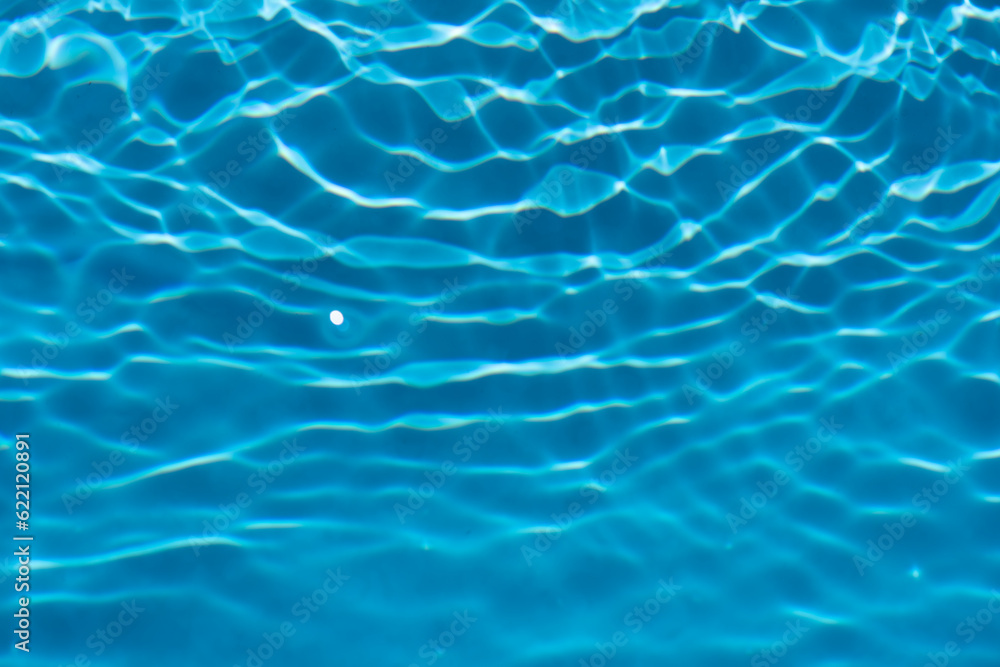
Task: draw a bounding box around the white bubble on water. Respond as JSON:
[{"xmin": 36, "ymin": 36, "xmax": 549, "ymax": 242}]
[{"xmin": 330, "ymin": 310, "xmax": 344, "ymax": 326}]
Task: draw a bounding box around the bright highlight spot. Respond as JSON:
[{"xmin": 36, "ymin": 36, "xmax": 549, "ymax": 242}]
[{"xmin": 329, "ymin": 310, "xmax": 344, "ymax": 326}]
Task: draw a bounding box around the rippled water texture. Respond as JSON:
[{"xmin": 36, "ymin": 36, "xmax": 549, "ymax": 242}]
[{"xmin": 2, "ymin": 0, "xmax": 1000, "ymax": 665}]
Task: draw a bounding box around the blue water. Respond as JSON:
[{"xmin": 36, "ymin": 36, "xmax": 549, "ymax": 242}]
[{"xmin": 2, "ymin": 0, "xmax": 1000, "ymax": 665}]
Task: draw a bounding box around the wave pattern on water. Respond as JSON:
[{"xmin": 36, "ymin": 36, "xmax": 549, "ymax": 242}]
[{"xmin": 1, "ymin": 0, "xmax": 1000, "ymax": 665}]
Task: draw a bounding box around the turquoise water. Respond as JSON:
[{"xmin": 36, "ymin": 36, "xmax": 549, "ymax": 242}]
[{"xmin": 2, "ymin": 0, "xmax": 1000, "ymax": 665}]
